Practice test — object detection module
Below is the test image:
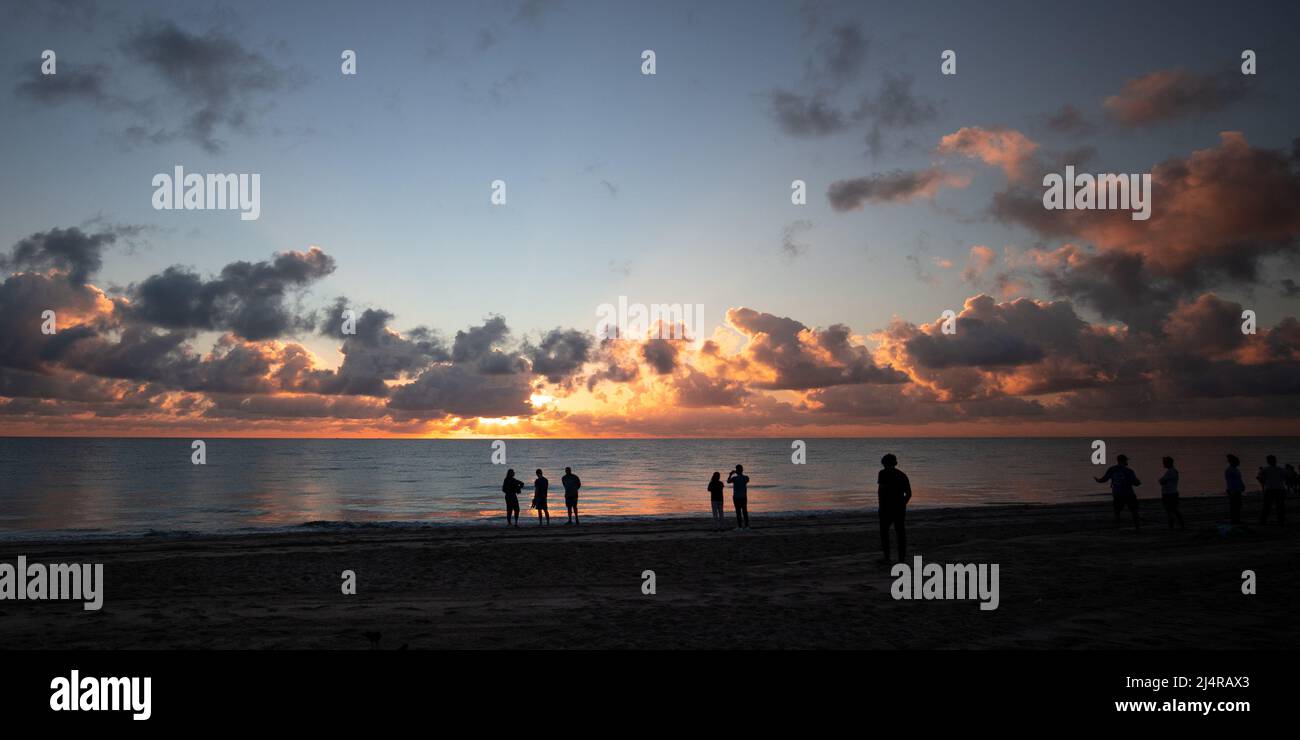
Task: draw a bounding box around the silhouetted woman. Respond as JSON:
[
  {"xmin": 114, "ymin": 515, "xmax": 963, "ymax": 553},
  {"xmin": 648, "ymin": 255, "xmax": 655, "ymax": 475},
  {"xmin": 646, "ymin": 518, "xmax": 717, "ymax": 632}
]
[
  {"xmin": 1158, "ymin": 456, "xmax": 1185, "ymax": 530},
  {"xmin": 1225, "ymin": 454, "xmax": 1245, "ymax": 524},
  {"xmin": 502, "ymin": 469, "xmax": 524, "ymax": 527},
  {"xmin": 708, "ymin": 472, "xmax": 725, "ymax": 530}
]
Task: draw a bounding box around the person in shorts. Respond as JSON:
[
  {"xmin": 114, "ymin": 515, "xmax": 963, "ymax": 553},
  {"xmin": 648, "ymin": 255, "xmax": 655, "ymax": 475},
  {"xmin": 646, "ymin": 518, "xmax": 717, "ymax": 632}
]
[
  {"xmin": 501, "ymin": 469, "xmax": 524, "ymax": 527},
  {"xmin": 561, "ymin": 467, "xmax": 582, "ymax": 526},
  {"xmin": 532, "ymin": 469, "xmax": 550, "ymax": 526}
]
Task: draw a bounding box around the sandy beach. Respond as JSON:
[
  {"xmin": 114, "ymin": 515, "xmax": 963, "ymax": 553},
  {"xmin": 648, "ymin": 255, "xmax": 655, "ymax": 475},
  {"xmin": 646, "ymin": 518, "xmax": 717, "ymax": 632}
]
[{"xmin": 1, "ymin": 495, "xmax": 1296, "ymax": 650}]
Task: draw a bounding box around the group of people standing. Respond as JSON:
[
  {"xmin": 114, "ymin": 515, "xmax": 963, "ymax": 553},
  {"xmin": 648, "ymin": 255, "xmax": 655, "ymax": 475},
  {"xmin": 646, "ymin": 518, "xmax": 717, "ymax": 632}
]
[
  {"xmin": 496, "ymin": 452, "xmax": 1293, "ymax": 562},
  {"xmin": 706, "ymin": 465, "xmax": 751, "ymax": 530},
  {"xmin": 501, "ymin": 467, "xmax": 583, "ymax": 527},
  {"xmin": 1094, "ymin": 453, "xmax": 1296, "ymax": 530}
]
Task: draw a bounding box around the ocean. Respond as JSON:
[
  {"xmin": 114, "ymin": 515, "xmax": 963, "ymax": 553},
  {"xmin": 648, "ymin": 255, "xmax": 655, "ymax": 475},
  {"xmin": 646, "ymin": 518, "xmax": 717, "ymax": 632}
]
[{"xmin": 0, "ymin": 437, "xmax": 1296, "ymax": 539}]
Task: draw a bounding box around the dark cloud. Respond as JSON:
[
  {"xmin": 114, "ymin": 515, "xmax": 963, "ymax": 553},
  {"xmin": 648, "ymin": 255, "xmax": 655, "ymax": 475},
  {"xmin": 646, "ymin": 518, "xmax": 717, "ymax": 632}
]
[
  {"xmin": 808, "ymin": 22, "xmax": 868, "ymax": 87},
  {"xmin": 452, "ymin": 315, "xmax": 528, "ymax": 374},
  {"xmin": 993, "ymin": 132, "xmax": 1300, "ymax": 329},
  {"xmin": 526, "ymin": 328, "xmax": 593, "ymax": 383},
  {"xmin": 857, "ymin": 74, "xmax": 938, "ymax": 126},
  {"xmin": 727, "ymin": 307, "xmax": 907, "ymax": 390},
  {"xmin": 766, "ymin": 90, "xmax": 851, "ymax": 137},
  {"xmin": 123, "ymin": 20, "xmax": 297, "ymax": 153},
  {"xmin": 514, "ymin": 0, "xmax": 561, "ymax": 26},
  {"xmin": 675, "ymin": 368, "xmax": 748, "ymax": 408},
  {"xmin": 299, "ymin": 301, "xmax": 449, "ymax": 396},
  {"xmin": 1103, "ymin": 68, "xmax": 1250, "ymax": 127},
  {"xmin": 13, "ymin": 63, "xmax": 117, "ymax": 108},
  {"xmin": 387, "ymin": 364, "xmax": 533, "ymax": 418},
  {"xmin": 827, "ymin": 167, "xmax": 960, "ymax": 211},
  {"xmin": 129, "ymin": 247, "xmax": 335, "ymax": 341},
  {"xmin": 641, "ymin": 338, "xmax": 680, "ymax": 375},
  {"xmin": 781, "ymin": 220, "xmax": 813, "ymax": 258},
  {"xmin": 1, "ymin": 226, "xmax": 122, "ymax": 285},
  {"xmin": 1044, "ymin": 103, "xmax": 1094, "ymax": 135},
  {"xmin": 905, "ymin": 320, "xmax": 1045, "ymax": 369},
  {"xmin": 0, "ymin": 272, "xmax": 113, "ymax": 371}
]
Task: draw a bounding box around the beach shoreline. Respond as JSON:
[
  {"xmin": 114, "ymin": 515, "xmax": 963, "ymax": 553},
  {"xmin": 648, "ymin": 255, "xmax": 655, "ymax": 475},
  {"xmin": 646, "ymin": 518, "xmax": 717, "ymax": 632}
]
[{"xmin": 1, "ymin": 495, "xmax": 1295, "ymax": 649}]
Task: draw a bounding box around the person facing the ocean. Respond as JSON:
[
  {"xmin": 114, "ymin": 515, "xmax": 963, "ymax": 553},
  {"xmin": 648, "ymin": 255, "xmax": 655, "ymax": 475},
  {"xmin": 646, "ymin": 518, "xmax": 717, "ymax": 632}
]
[
  {"xmin": 727, "ymin": 465, "xmax": 750, "ymax": 530},
  {"xmin": 532, "ymin": 469, "xmax": 550, "ymax": 526},
  {"xmin": 561, "ymin": 466, "xmax": 582, "ymax": 526},
  {"xmin": 877, "ymin": 453, "xmax": 912, "ymax": 564},
  {"xmin": 1225, "ymin": 454, "xmax": 1246, "ymax": 524},
  {"xmin": 501, "ymin": 469, "xmax": 524, "ymax": 527},
  {"xmin": 1095, "ymin": 454, "xmax": 1141, "ymax": 530},
  {"xmin": 1257, "ymin": 455, "xmax": 1287, "ymax": 526},
  {"xmin": 707, "ymin": 472, "xmax": 725, "ymax": 530},
  {"xmin": 1158, "ymin": 457, "xmax": 1185, "ymax": 530}
]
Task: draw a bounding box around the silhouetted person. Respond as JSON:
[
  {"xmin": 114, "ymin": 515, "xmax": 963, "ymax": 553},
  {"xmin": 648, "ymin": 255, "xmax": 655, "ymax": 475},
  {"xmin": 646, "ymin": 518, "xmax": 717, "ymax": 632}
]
[
  {"xmin": 707, "ymin": 472, "xmax": 725, "ymax": 530},
  {"xmin": 1225, "ymin": 454, "xmax": 1245, "ymax": 524},
  {"xmin": 1257, "ymin": 455, "xmax": 1287, "ymax": 526},
  {"xmin": 1096, "ymin": 454, "xmax": 1140, "ymax": 530},
  {"xmin": 532, "ymin": 469, "xmax": 550, "ymax": 526},
  {"xmin": 877, "ymin": 454, "xmax": 912, "ymax": 563},
  {"xmin": 1158, "ymin": 456, "xmax": 1185, "ymax": 530},
  {"xmin": 727, "ymin": 465, "xmax": 750, "ymax": 530},
  {"xmin": 561, "ymin": 466, "xmax": 581, "ymax": 525},
  {"xmin": 502, "ymin": 469, "xmax": 524, "ymax": 527},
  {"xmin": 1286, "ymin": 464, "xmax": 1299, "ymax": 497}
]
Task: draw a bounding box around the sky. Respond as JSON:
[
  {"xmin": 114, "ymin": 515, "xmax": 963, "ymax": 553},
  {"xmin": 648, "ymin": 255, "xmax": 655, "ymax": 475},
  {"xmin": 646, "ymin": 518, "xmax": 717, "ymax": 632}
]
[{"xmin": 1, "ymin": 0, "xmax": 1299, "ymax": 437}]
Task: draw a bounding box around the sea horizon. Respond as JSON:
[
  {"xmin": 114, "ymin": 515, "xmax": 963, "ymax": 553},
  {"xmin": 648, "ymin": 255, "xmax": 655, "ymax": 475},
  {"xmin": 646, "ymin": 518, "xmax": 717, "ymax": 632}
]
[{"xmin": 3, "ymin": 436, "xmax": 1296, "ymax": 541}]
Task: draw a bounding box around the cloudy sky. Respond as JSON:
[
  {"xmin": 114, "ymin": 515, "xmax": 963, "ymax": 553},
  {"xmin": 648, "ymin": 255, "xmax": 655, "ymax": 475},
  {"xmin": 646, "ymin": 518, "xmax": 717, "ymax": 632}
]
[{"xmin": 2, "ymin": 0, "xmax": 1299, "ymax": 437}]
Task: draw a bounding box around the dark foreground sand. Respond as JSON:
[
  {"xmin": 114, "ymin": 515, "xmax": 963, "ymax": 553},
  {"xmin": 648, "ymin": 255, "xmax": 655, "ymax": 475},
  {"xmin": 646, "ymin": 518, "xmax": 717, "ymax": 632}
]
[{"xmin": 1, "ymin": 496, "xmax": 1296, "ymax": 649}]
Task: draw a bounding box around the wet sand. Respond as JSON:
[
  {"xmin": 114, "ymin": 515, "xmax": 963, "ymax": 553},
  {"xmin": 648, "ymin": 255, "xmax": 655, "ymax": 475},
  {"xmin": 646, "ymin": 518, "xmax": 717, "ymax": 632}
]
[{"xmin": 1, "ymin": 495, "xmax": 1295, "ymax": 649}]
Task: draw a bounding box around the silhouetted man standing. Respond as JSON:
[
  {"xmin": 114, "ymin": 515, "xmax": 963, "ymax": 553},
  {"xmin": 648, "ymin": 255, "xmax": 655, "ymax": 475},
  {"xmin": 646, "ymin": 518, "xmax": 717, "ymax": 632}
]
[
  {"xmin": 1258, "ymin": 455, "xmax": 1287, "ymax": 526},
  {"xmin": 561, "ymin": 466, "xmax": 582, "ymax": 525},
  {"xmin": 1096, "ymin": 454, "xmax": 1141, "ymax": 530},
  {"xmin": 877, "ymin": 454, "xmax": 911, "ymax": 564},
  {"xmin": 532, "ymin": 469, "xmax": 550, "ymax": 526},
  {"xmin": 727, "ymin": 465, "xmax": 750, "ymax": 530}
]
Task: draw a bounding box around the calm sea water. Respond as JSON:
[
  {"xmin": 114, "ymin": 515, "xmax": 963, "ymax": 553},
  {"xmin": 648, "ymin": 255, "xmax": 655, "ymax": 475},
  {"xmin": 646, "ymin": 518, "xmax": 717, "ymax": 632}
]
[{"xmin": 0, "ymin": 437, "xmax": 1296, "ymax": 539}]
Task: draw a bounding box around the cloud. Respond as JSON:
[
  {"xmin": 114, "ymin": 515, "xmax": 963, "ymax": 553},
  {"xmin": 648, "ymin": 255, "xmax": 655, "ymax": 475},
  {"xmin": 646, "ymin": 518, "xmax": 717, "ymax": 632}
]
[
  {"xmin": 781, "ymin": 220, "xmax": 813, "ymax": 257},
  {"xmin": 123, "ymin": 20, "xmax": 298, "ymax": 152},
  {"xmin": 725, "ymin": 307, "xmax": 907, "ymax": 390},
  {"xmin": 129, "ymin": 247, "xmax": 335, "ymax": 341},
  {"xmin": 766, "ymin": 90, "xmax": 852, "ymax": 137},
  {"xmin": 1044, "ymin": 103, "xmax": 1094, "ymax": 135},
  {"xmin": 827, "ymin": 167, "xmax": 967, "ymax": 210},
  {"xmin": 1103, "ymin": 68, "xmax": 1250, "ymax": 127},
  {"xmin": 452, "ymin": 315, "xmax": 528, "ymax": 374},
  {"xmin": 674, "ymin": 367, "xmax": 749, "ymax": 408},
  {"xmin": 0, "ymin": 226, "xmax": 123, "ymax": 285},
  {"xmin": 641, "ymin": 338, "xmax": 680, "ymax": 375},
  {"xmin": 387, "ymin": 364, "xmax": 534, "ymax": 418},
  {"xmin": 807, "ymin": 21, "xmax": 868, "ymax": 87},
  {"xmin": 962, "ymin": 245, "xmax": 997, "ymax": 284},
  {"xmin": 937, "ymin": 126, "xmax": 1040, "ymax": 182},
  {"xmin": 526, "ymin": 328, "xmax": 593, "ymax": 383},
  {"xmin": 763, "ymin": 20, "xmax": 937, "ymax": 156},
  {"xmin": 7, "ymin": 221, "xmax": 1300, "ymax": 433},
  {"xmin": 13, "ymin": 63, "xmax": 117, "ymax": 108},
  {"xmin": 992, "ymin": 132, "xmax": 1300, "ymax": 328},
  {"xmin": 856, "ymin": 74, "xmax": 940, "ymax": 156}
]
